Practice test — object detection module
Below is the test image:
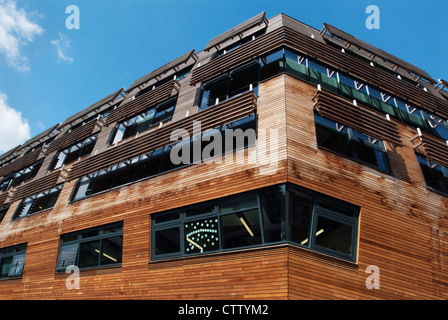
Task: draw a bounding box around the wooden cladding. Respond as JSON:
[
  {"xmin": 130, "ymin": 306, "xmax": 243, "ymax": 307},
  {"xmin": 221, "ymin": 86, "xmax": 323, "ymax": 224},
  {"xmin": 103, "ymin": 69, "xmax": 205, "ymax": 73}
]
[
  {"xmin": 10, "ymin": 170, "xmax": 61, "ymax": 203},
  {"xmin": 413, "ymin": 132, "xmax": 448, "ymax": 168},
  {"xmin": 105, "ymin": 80, "xmax": 180, "ymax": 127},
  {"xmin": 0, "ymin": 147, "xmax": 42, "ymax": 178},
  {"xmin": 46, "ymin": 121, "xmax": 97, "ymax": 154},
  {"xmin": 313, "ymin": 89, "xmax": 402, "ymax": 145},
  {"xmin": 191, "ymin": 26, "xmax": 448, "ymax": 120},
  {"xmin": 67, "ymin": 90, "xmax": 257, "ymax": 181}
]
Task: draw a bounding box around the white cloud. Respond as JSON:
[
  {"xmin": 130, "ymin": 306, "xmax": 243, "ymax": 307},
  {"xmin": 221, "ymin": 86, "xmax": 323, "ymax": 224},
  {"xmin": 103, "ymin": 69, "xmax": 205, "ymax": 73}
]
[
  {"xmin": 51, "ymin": 32, "xmax": 74, "ymax": 64},
  {"xmin": 0, "ymin": 0, "xmax": 44, "ymax": 72},
  {"xmin": 0, "ymin": 92, "xmax": 31, "ymax": 154}
]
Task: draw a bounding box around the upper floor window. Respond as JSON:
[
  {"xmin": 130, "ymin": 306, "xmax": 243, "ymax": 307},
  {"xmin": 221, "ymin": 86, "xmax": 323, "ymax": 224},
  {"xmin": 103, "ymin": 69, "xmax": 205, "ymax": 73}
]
[
  {"xmin": 56, "ymin": 222, "xmax": 123, "ymax": 272},
  {"xmin": 314, "ymin": 114, "xmax": 391, "ymax": 173},
  {"xmin": 417, "ymin": 154, "xmax": 448, "ymax": 196},
  {"xmin": 72, "ymin": 114, "xmax": 256, "ymax": 202},
  {"xmin": 200, "ymin": 61, "xmax": 259, "ymax": 110},
  {"xmin": 152, "ymin": 183, "xmax": 360, "ymax": 262},
  {"xmin": 0, "ymin": 159, "xmax": 43, "ymax": 192},
  {"xmin": 13, "ymin": 184, "xmax": 63, "ymax": 220},
  {"xmin": 0, "ymin": 243, "xmax": 27, "ymax": 279},
  {"xmin": 49, "ymin": 134, "xmax": 98, "ymax": 170},
  {"xmin": 110, "ymin": 97, "xmax": 177, "ymax": 145},
  {"xmin": 0, "ymin": 204, "xmax": 10, "ymax": 224}
]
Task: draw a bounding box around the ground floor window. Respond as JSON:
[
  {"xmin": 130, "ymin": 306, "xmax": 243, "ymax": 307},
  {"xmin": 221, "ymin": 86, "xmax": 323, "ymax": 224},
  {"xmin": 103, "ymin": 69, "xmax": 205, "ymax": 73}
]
[
  {"xmin": 56, "ymin": 221, "xmax": 123, "ymax": 272},
  {"xmin": 151, "ymin": 183, "xmax": 359, "ymax": 262}
]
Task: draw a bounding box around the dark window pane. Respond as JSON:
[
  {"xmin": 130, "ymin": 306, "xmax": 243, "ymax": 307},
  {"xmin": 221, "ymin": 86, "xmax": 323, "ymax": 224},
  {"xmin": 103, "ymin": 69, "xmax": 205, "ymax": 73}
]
[
  {"xmin": 220, "ymin": 190, "xmax": 258, "ymax": 214},
  {"xmin": 111, "ymin": 164, "xmax": 137, "ymax": 188},
  {"xmin": 0, "ymin": 256, "xmax": 13, "ymax": 278},
  {"xmin": 79, "ymin": 139, "xmax": 95, "ymax": 158},
  {"xmin": 100, "ymin": 236, "xmax": 123, "ymax": 265},
  {"xmin": 318, "ymin": 198, "xmax": 357, "ymax": 218},
  {"xmin": 354, "ymin": 141, "xmax": 389, "ymax": 172},
  {"xmin": 64, "ymin": 147, "xmax": 81, "ymax": 165},
  {"xmin": 103, "ymin": 224, "xmax": 123, "ymax": 234},
  {"xmin": 154, "ymin": 211, "xmax": 180, "ymax": 224},
  {"xmin": 135, "ymin": 149, "xmax": 163, "ymax": 180},
  {"xmin": 316, "ymin": 124, "xmax": 353, "ymax": 158},
  {"xmin": 78, "ymin": 240, "xmax": 100, "ymax": 268},
  {"xmin": 155, "ymin": 228, "xmax": 180, "ymax": 255},
  {"xmin": 315, "ymin": 216, "xmax": 353, "ymax": 255},
  {"xmin": 259, "ymin": 185, "xmax": 286, "ymax": 243},
  {"xmin": 220, "ymin": 209, "xmax": 262, "ymax": 249},
  {"xmin": 229, "ymin": 63, "xmax": 259, "ymax": 97},
  {"xmin": 28, "ymin": 194, "xmax": 47, "ymax": 215},
  {"xmin": 184, "ymin": 217, "xmax": 219, "ymax": 254},
  {"xmin": 420, "ymin": 161, "xmax": 448, "ymax": 193},
  {"xmin": 91, "ymin": 171, "xmax": 113, "ymax": 194},
  {"xmin": 290, "ymin": 196, "xmax": 313, "ymax": 246},
  {"xmin": 82, "ymin": 229, "xmax": 99, "ymax": 238},
  {"xmin": 200, "ymin": 77, "xmax": 228, "ymax": 110},
  {"xmin": 185, "ymin": 202, "xmax": 215, "ymax": 217}
]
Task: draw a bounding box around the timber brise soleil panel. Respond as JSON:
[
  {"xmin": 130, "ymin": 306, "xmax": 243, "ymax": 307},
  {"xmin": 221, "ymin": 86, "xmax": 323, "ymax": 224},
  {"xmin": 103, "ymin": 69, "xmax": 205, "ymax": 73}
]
[{"xmin": 0, "ymin": 13, "xmax": 447, "ymax": 300}]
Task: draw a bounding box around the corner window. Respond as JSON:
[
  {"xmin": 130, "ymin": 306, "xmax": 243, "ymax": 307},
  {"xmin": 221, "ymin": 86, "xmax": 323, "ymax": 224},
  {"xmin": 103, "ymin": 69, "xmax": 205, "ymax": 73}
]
[
  {"xmin": 49, "ymin": 134, "xmax": 98, "ymax": 170},
  {"xmin": 314, "ymin": 114, "xmax": 391, "ymax": 173},
  {"xmin": 110, "ymin": 97, "xmax": 177, "ymax": 144},
  {"xmin": 200, "ymin": 62, "xmax": 259, "ymax": 110},
  {"xmin": 417, "ymin": 154, "xmax": 448, "ymax": 195},
  {"xmin": 0, "ymin": 243, "xmax": 27, "ymax": 279},
  {"xmin": 56, "ymin": 222, "xmax": 123, "ymax": 271},
  {"xmin": 13, "ymin": 184, "xmax": 64, "ymax": 219},
  {"xmin": 151, "ymin": 183, "xmax": 359, "ymax": 262}
]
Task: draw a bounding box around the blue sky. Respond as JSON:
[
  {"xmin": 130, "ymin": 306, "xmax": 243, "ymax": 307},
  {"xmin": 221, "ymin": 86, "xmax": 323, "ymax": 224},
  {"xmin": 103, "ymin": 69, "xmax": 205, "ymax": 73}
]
[{"xmin": 0, "ymin": 0, "xmax": 447, "ymax": 154}]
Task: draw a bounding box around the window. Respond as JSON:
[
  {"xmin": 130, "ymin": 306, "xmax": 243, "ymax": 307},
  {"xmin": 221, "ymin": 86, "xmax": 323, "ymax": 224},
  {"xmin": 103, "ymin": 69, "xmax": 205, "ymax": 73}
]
[
  {"xmin": 71, "ymin": 115, "xmax": 256, "ymax": 202},
  {"xmin": 266, "ymin": 46, "xmax": 448, "ymax": 142},
  {"xmin": 49, "ymin": 134, "xmax": 98, "ymax": 170},
  {"xmin": 417, "ymin": 154, "xmax": 448, "ymax": 195},
  {"xmin": 13, "ymin": 184, "xmax": 63, "ymax": 219},
  {"xmin": 0, "ymin": 243, "xmax": 27, "ymax": 279},
  {"xmin": 151, "ymin": 183, "xmax": 359, "ymax": 261},
  {"xmin": 56, "ymin": 222, "xmax": 123, "ymax": 271},
  {"xmin": 0, "ymin": 159, "xmax": 43, "ymax": 192},
  {"xmin": 110, "ymin": 97, "xmax": 177, "ymax": 144},
  {"xmin": 289, "ymin": 186, "xmax": 359, "ymax": 260},
  {"xmin": 0, "ymin": 204, "xmax": 10, "ymax": 224},
  {"xmin": 314, "ymin": 114, "xmax": 391, "ymax": 173},
  {"xmin": 200, "ymin": 62, "xmax": 259, "ymax": 110}
]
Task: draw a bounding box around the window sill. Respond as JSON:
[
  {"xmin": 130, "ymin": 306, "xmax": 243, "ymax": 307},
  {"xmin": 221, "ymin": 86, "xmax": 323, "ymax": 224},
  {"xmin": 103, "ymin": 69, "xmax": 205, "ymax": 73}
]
[{"xmin": 149, "ymin": 243, "xmax": 359, "ymax": 273}]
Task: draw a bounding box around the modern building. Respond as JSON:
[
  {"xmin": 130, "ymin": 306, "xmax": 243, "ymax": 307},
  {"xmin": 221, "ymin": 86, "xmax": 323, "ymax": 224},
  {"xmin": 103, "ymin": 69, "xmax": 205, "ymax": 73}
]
[{"xmin": 0, "ymin": 12, "xmax": 447, "ymax": 300}]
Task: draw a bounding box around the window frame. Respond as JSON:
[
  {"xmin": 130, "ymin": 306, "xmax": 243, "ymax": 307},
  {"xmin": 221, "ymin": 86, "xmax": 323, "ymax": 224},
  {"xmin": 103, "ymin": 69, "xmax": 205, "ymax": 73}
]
[
  {"xmin": 110, "ymin": 96, "xmax": 178, "ymax": 145},
  {"xmin": 56, "ymin": 221, "xmax": 124, "ymax": 272},
  {"xmin": 0, "ymin": 243, "xmax": 27, "ymax": 279},
  {"xmin": 314, "ymin": 114, "xmax": 392, "ymax": 174},
  {"xmin": 13, "ymin": 183, "xmax": 64, "ymax": 220},
  {"xmin": 416, "ymin": 153, "xmax": 448, "ymax": 196},
  {"xmin": 151, "ymin": 183, "xmax": 360, "ymax": 262}
]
